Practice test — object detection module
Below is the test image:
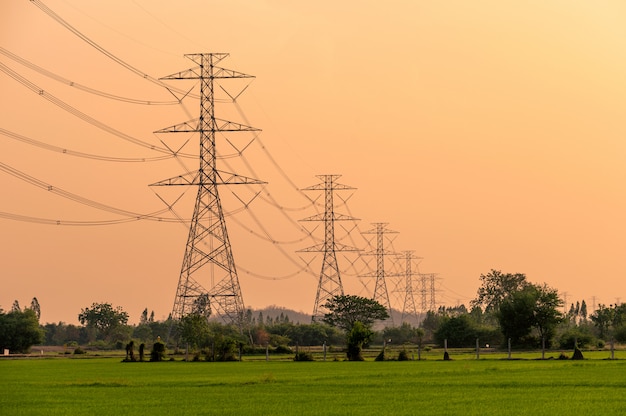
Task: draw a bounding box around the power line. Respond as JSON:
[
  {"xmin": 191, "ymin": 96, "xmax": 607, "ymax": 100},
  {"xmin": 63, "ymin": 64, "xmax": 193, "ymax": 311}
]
[
  {"xmin": 0, "ymin": 47, "xmax": 181, "ymax": 105},
  {"xmin": 0, "ymin": 61, "xmax": 179, "ymax": 156},
  {"xmin": 0, "ymin": 160, "xmax": 180, "ymax": 223},
  {"xmin": 29, "ymin": 0, "xmax": 200, "ymax": 100},
  {"xmin": 0, "ymin": 127, "xmax": 173, "ymax": 163}
]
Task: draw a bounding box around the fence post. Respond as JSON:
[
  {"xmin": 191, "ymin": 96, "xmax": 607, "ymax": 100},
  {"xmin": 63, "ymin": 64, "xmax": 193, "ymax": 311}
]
[
  {"xmin": 508, "ymin": 338, "xmax": 511, "ymax": 359},
  {"xmin": 476, "ymin": 338, "xmax": 480, "ymax": 360}
]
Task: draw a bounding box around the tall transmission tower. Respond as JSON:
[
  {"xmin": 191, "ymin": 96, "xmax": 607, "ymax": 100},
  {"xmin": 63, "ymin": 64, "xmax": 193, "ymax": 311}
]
[
  {"xmin": 362, "ymin": 223, "xmax": 398, "ymax": 325},
  {"xmin": 399, "ymin": 251, "xmax": 422, "ymax": 325},
  {"xmin": 151, "ymin": 53, "xmax": 263, "ymax": 327},
  {"xmin": 298, "ymin": 175, "xmax": 359, "ymax": 322}
]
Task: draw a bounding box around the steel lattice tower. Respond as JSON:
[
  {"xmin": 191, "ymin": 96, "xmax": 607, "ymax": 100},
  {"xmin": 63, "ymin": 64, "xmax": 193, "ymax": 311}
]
[
  {"xmin": 362, "ymin": 223, "xmax": 397, "ymax": 325},
  {"xmin": 429, "ymin": 273, "xmax": 437, "ymax": 311},
  {"xmin": 400, "ymin": 251, "xmax": 421, "ymax": 325},
  {"xmin": 420, "ymin": 273, "xmax": 428, "ymax": 313},
  {"xmin": 151, "ymin": 53, "xmax": 263, "ymax": 327},
  {"xmin": 299, "ymin": 175, "xmax": 359, "ymax": 322}
]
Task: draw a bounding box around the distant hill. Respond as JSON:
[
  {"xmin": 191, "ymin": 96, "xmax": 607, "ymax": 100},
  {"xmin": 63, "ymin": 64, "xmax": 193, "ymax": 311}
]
[
  {"xmin": 246, "ymin": 305, "xmax": 421, "ymax": 328},
  {"xmin": 247, "ymin": 305, "xmax": 312, "ymax": 325}
]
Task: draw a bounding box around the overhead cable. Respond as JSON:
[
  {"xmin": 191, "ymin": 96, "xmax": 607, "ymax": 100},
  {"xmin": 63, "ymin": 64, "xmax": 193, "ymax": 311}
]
[
  {"xmin": 0, "ymin": 127, "xmax": 173, "ymax": 163},
  {"xmin": 0, "ymin": 47, "xmax": 180, "ymax": 105}
]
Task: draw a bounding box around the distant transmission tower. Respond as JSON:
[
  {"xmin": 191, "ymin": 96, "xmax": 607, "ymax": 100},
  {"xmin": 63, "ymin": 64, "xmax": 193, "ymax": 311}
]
[
  {"xmin": 299, "ymin": 175, "xmax": 359, "ymax": 322},
  {"xmin": 362, "ymin": 223, "xmax": 398, "ymax": 325},
  {"xmin": 429, "ymin": 273, "xmax": 437, "ymax": 311},
  {"xmin": 151, "ymin": 53, "xmax": 263, "ymax": 328},
  {"xmin": 399, "ymin": 251, "xmax": 421, "ymax": 325},
  {"xmin": 419, "ymin": 273, "xmax": 438, "ymax": 313}
]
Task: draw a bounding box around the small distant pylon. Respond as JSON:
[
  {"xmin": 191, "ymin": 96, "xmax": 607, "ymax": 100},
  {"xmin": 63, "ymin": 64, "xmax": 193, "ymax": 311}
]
[
  {"xmin": 151, "ymin": 53, "xmax": 264, "ymax": 329},
  {"xmin": 399, "ymin": 251, "xmax": 422, "ymax": 325},
  {"xmin": 419, "ymin": 273, "xmax": 438, "ymax": 314},
  {"xmin": 361, "ymin": 223, "xmax": 398, "ymax": 325},
  {"xmin": 298, "ymin": 175, "xmax": 360, "ymax": 322},
  {"xmin": 429, "ymin": 273, "xmax": 437, "ymax": 311}
]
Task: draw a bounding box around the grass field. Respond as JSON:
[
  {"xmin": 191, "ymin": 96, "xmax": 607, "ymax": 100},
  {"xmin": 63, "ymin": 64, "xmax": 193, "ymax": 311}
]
[{"xmin": 2, "ymin": 352, "xmax": 626, "ymax": 415}]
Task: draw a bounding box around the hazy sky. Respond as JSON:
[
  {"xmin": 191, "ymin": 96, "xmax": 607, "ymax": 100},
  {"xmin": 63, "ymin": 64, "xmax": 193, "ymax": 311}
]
[{"xmin": 2, "ymin": 1, "xmax": 625, "ymax": 324}]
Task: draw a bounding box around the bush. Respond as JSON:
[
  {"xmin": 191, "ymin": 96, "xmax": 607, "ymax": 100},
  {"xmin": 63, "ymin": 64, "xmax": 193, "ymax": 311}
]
[
  {"xmin": 293, "ymin": 351, "xmax": 314, "ymax": 361},
  {"xmin": 150, "ymin": 340, "xmax": 166, "ymax": 362},
  {"xmin": 397, "ymin": 349, "xmax": 410, "ymax": 361},
  {"xmin": 73, "ymin": 347, "xmax": 86, "ymax": 355},
  {"xmin": 274, "ymin": 345, "xmax": 292, "ymax": 354},
  {"xmin": 558, "ymin": 327, "xmax": 594, "ymax": 349}
]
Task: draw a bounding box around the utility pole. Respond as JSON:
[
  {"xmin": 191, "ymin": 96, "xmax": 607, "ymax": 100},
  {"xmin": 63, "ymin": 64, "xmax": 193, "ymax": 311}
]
[
  {"xmin": 151, "ymin": 53, "xmax": 263, "ymax": 329},
  {"xmin": 361, "ymin": 223, "xmax": 397, "ymax": 325},
  {"xmin": 298, "ymin": 175, "xmax": 359, "ymax": 322}
]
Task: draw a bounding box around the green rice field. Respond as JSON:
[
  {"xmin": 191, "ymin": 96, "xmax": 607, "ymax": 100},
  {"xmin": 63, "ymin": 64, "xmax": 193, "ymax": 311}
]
[{"xmin": 2, "ymin": 352, "xmax": 626, "ymax": 415}]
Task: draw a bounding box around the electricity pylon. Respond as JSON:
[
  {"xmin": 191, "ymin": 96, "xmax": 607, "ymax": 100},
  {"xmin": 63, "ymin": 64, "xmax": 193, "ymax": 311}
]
[
  {"xmin": 361, "ymin": 223, "xmax": 397, "ymax": 325},
  {"xmin": 298, "ymin": 175, "xmax": 360, "ymax": 322},
  {"xmin": 151, "ymin": 53, "xmax": 263, "ymax": 328},
  {"xmin": 399, "ymin": 251, "xmax": 422, "ymax": 325}
]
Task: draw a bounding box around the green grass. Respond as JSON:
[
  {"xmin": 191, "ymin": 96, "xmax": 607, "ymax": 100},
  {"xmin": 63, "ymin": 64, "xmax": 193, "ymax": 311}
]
[{"xmin": 2, "ymin": 356, "xmax": 626, "ymax": 415}]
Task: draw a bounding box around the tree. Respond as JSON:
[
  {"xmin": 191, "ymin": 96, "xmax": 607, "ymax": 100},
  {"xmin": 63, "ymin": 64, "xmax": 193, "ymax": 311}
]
[
  {"xmin": 179, "ymin": 314, "xmax": 210, "ymax": 350},
  {"xmin": 580, "ymin": 300, "xmax": 588, "ymax": 321},
  {"xmin": 383, "ymin": 322, "xmax": 424, "ymax": 345},
  {"xmin": 591, "ymin": 303, "xmax": 626, "ymax": 340},
  {"xmin": 11, "ymin": 300, "xmax": 21, "ymax": 312},
  {"xmin": 0, "ymin": 308, "xmax": 44, "ymax": 353},
  {"xmin": 346, "ymin": 321, "xmax": 372, "ymax": 361},
  {"xmin": 323, "ymin": 295, "xmax": 388, "ymax": 361},
  {"xmin": 472, "ymin": 269, "xmax": 528, "ymax": 313},
  {"xmin": 78, "ymin": 302, "xmax": 129, "ymax": 341},
  {"xmin": 532, "ymin": 284, "xmax": 563, "ymax": 343},
  {"xmin": 434, "ymin": 315, "xmax": 478, "ymax": 348},
  {"xmin": 496, "ymin": 283, "xmax": 563, "ymax": 347},
  {"xmin": 322, "ymin": 295, "xmax": 389, "ymax": 332},
  {"xmin": 30, "ymin": 297, "xmax": 41, "ymax": 321},
  {"xmin": 140, "ymin": 308, "xmax": 149, "ymax": 325}
]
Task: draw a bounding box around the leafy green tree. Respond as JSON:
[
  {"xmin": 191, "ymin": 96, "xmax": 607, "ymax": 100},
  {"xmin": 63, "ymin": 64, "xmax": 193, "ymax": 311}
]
[
  {"xmin": 591, "ymin": 303, "xmax": 626, "ymax": 340},
  {"xmin": 78, "ymin": 302, "xmax": 129, "ymax": 342},
  {"xmin": 420, "ymin": 310, "xmax": 443, "ymax": 342},
  {"xmin": 0, "ymin": 308, "xmax": 44, "ymax": 353},
  {"xmin": 346, "ymin": 321, "xmax": 372, "ymax": 361},
  {"xmin": 322, "ymin": 295, "xmax": 389, "ymax": 332},
  {"xmin": 472, "ymin": 269, "xmax": 528, "ymax": 313},
  {"xmin": 532, "ymin": 284, "xmax": 563, "ymax": 343},
  {"xmin": 434, "ymin": 315, "xmax": 478, "ymax": 347},
  {"xmin": 323, "ymin": 295, "xmax": 388, "ymax": 361},
  {"xmin": 383, "ymin": 322, "xmax": 424, "ymax": 345},
  {"xmin": 179, "ymin": 314, "xmax": 210, "ymax": 349},
  {"xmin": 497, "ymin": 284, "xmax": 563, "ymax": 347}
]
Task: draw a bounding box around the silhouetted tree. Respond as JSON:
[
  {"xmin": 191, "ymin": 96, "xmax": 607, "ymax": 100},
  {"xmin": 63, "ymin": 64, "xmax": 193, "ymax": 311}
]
[{"xmin": 472, "ymin": 269, "xmax": 528, "ymax": 313}]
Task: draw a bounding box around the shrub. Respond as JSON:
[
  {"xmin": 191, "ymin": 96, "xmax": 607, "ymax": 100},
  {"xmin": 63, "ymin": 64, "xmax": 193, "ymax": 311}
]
[
  {"xmin": 397, "ymin": 349, "xmax": 410, "ymax": 361},
  {"xmin": 293, "ymin": 351, "xmax": 314, "ymax": 361},
  {"xmin": 73, "ymin": 347, "xmax": 86, "ymax": 355},
  {"xmin": 150, "ymin": 340, "xmax": 166, "ymax": 361},
  {"xmin": 274, "ymin": 345, "xmax": 293, "ymax": 354},
  {"xmin": 558, "ymin": 327, "xmax": 594, "ymax": 349}
]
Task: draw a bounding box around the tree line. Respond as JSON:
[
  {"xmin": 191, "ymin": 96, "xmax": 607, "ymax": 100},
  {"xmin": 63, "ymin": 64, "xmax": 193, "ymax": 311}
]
[{"xmin": 2, "ymin": 269, "xmax": 625, "ymax": 357}]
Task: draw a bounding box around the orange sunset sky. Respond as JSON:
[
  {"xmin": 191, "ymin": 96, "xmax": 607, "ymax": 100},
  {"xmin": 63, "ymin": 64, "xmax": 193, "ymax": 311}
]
[{"xmin": 2, "ymin": 1, "xmax": 625, "ymax": 324}]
